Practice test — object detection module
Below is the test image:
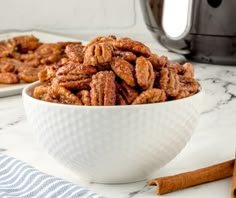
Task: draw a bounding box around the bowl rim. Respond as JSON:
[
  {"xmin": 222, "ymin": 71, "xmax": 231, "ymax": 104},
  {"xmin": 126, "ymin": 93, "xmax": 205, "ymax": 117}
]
[{"xmin": 22, "ymin": 81, "xmax": 203, "ymax": 109}]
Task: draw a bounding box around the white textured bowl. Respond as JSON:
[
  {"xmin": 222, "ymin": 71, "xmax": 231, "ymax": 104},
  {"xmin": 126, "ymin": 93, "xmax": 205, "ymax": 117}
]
[{"xmin": 23, "ymin": 81, "xmax": 203, "ymax": 183}]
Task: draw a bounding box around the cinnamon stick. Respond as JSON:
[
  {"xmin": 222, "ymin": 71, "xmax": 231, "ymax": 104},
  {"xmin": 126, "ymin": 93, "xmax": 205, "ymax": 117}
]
[
  {"xmin": 148, "ymin": 159, "xmax": 234, "ymax": 195},
  {"xmin": 231, "ymin": 156, "xmax": 236, "ymax": 198}
]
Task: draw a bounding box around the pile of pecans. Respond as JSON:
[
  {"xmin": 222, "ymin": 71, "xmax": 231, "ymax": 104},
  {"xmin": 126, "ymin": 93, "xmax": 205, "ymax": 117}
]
[
  {"xmin": 33, "ymin": 35, "xmax": 200, "ymax": 106},
  {"xmin": 0, "ymin": 35, "xmax": 80, "ymax": 84}
]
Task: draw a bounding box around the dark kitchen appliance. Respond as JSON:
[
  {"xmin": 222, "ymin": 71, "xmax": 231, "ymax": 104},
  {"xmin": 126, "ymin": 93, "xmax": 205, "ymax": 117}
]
[{"xmin": 140, "ymin": 0, "xmax": 236, "ymax": 65}]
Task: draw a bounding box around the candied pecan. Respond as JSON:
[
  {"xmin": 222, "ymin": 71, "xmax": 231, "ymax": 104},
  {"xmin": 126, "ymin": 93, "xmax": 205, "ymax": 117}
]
[
  {"xmin": 135, "ymin": 56, "xmax": 155, "ymax": 90},
  {"xmin": 86, "ymin": 35, "xmax": 116, "ymax": 47},
  {"xmin": 49, "ymin": 85, "xmax": 82, "ymax": 105},
  {"xmin": 113, "ymin": 50, "xmax": 136, "ymax": 62},
  {"xmin": 116, "ymin": 93, "xmax": 127, "ymax": 105},
  {"xmin": 0, "ymin": 58, "xmax": 22, "ymax": 73},
  {"xmin": 0, "ymin": 72, "xmax": 19, "ymax": 84},
  {"xmin": 116, "ymin": 81, "xmax": 138, "ymax": 104},
  {"xmin": 159, "ymin": 67, "xmax": 180, "ymax": 97},
  {"xmin": 111, "ymin": 57, "xmax": 136, "ymax": 87},
  {"xmin": 65, "ymin": 43, "xmax": 84, "ymax": 63},
  {"xmin": 179, "ymin": 76, "xmax": 200, "ymax": 94},
  {"xmin": 148, "ymin": 54, "xmax": 168, "ymax": 70},
  {"xmin": 77, "ymin": 90, "xmax": 91, "ymax": 105},
  {"xmin": 18, "ymin": 67, "xmax": 40, "ymax": 83},
  {"xmin": 56, "ymin": 63, "xmax": 97, "ymax": 77},
  {"xmin": 38, "ymin": 65, "xmax": 57, "ymax": 82},
  {"xmin": 167, "ymin": 62, "xmax": 187, "ymax": 76},
  {"xmin": 33, "ymin": 84, "xmax": 50, "ymax": 100},
  {"xmin": 175, "ymin": 90, "xmax": 193, "ymax": 100},
  {"xmin": 53, "ymin": 77, "xmax": 91, "ymax": 90},
  {"xmin": 57, "ymin": 41, "xmax": 82, "ymax": 49},
  {"xmin": 90, "ymin": 71, "xmax": 116, "ymax": 106},
  {"xmin": 11, "ymin": 35, "xmax": 41, "ymax": 53},
  {"xmin": 84, "ymin": 43, "xmax": 113, "ymax": 66},
  {"xmin": 132, "ymin": 88, "xmax": 166, "ymax": 105},
  {"xmin": 114, "ymin": 37, "xmax": 151, "ymax": 57},
  {"xmin": 35, "ymin": 43, "xmax": 62, "ymax": 64},
  {"xmin": 183, "ymin": 62, "xmax": 194, "ymax": 78},
  {"xmin": 54, "ymin": 63, "xmax": 96, "ymax": 90},
  {"xmin": 0, "ymin": 41, "xmax": 15, "ymax": 58}
]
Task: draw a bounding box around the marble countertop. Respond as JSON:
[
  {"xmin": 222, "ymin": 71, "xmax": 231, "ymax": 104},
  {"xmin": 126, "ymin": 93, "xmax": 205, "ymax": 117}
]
[{"xmin": 1, "ymin": 49, "xmax": 236, "ymax": 197}]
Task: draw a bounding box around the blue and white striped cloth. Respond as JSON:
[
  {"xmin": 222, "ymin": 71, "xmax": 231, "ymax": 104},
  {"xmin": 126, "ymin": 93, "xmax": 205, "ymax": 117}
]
[{"xmin": 0, "ymin": 154, "xmax": 106, "ymax": 198}]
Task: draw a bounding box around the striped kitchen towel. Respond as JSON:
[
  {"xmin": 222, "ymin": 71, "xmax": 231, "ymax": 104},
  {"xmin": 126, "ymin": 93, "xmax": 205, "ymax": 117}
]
[{"xmin": 0, "ymin": 154, "xmax": 106, "ymax": 198}]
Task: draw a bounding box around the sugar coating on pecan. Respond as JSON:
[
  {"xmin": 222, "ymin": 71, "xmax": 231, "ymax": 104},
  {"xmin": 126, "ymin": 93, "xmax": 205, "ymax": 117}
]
[
  {"xmin": 0, "ymin": 58, "xmax": 22, "ymax": 73},
  {"xmin": 77, "ymin": 90, "xmax": 91, "ymax": 106},
  {"xmin": 111, "ymin": 57, "xmax": 136, "ymax": 87},
  {"xmin": 0, "ymin": 41, "xmax": 15, "ymax": 58},
  {"xmin": 84, "ymin": 43, "xmax": 113, "ymax": 66},
  {"xmin": 11, "ymin": 35, "xmax": 41, "ymax": 53},
  {"xmin": 183, "ymin": 62, "xmax": 194, "ymax": 78},
  {"xmin": 148, "ymin": 54, "xmax": 168, "ymax": 70},
  {"xmin": 33, "ymin": 84, "xmax": 50, "ymax": 100},
  {"xmin": 90, "ymin": 71, "xmax": 116, "ymax": 106},
  {"xmin": 65, "ymin": 43, "xmax": 84, "ymax": 63},
  {"xmin": 179, "ymin": 76, "xmax": 200, "ymax": 94},
  {"xmin": 0, "ymin": 72, "xmax": 19, "ymax": 84},
  {"xmin": 116, "ymin": 81, "xmax": 138, "ymax": 104},
  {"xmin": 135, "ymin": 56, "xmax": 155, "ymax": 90},
  {"xmin": 113, "ymin": 50, "xmax": 136, "ymax": 63},
  {"xmin": 86, "ymin": 35, "xmax": 116, "ymax": 47},
  {"xmin": 38, "ymin": 65, "xmax": 57, "ymax": 82},
  {"xmin": 116, "ymin": 93, "xmax": 127, "ymax": 105},
  {"xmin": 49, "ymin": 85, "xmax": 82, "ymax": 105},
  {"xmin": 35, "ymin": 43, "xmax": 62, "ymax": 64},
  {"xmin": 159, "ymin": 67, "xmax": 180, "ymax": 97},
  {"xmin": 114, "ymin": 37, "xmax": 151, "ymax": 57},
  {"xmin": 18, "ymin": 67, "xmax": 40, "ymax": 83},
  {"xmin": 132, "ymin": 89, "xmax": 166, "ymax": 105}
]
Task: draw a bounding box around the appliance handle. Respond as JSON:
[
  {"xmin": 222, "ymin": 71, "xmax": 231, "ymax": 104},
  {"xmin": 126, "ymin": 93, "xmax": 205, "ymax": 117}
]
[{"xmin": 162, "ymin": 0, "xmax": 193, "ymax": 40}]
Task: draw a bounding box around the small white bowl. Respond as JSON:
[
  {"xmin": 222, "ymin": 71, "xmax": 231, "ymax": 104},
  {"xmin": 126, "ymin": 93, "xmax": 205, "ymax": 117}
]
[{"xmin": 23, "ymin": 81, "xmax": 203, "ymax": 184}]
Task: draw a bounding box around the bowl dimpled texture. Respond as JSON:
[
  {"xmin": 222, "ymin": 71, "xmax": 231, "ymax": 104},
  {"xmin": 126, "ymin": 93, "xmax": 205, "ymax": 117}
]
[{"xmin": 23, "ymin": 82, "xmax": 203, "ymax": 183}]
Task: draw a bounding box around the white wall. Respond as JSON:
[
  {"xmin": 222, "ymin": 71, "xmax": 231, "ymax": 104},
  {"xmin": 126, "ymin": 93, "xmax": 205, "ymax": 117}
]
[{"xmin": 0, "ymin": 0, "xmax": 150, "ymax": 37}]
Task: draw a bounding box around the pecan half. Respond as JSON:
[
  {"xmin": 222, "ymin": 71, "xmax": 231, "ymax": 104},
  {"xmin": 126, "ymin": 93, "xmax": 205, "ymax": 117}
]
[
  {"xmin": 49, "ymin": 85, "xmax": 82, "ymax": 105},
  {"xmin": 111, "ymin": 57, "xmax": 136, "ymax": 87},
  {"xmin": 0, "ymin": 58, "xmax": 22, "ymax": 73},
  {"xmin": 18, "ymin": 67, "xmax": 40, "ymax": 83},
  {"xmin": 179, "ymin": 76, "xmax": 200, "ymax": 94},
  {"xmin": 114, "ymin": 37, "xmax": 151, "ymax": 57},
  {"xmin": 0, "ymin": 41, "xmax": 15, "ymax": 58},
  {"xmin": 86, "ymin": 35, "xmax": 116, "ymax": 47},
  {"xmin": 148, "ymin": 54, "xmax": 168, "ymax": 70},
  {"xmin": 116, "ymin": 93, "xmax": 127, "ymax": 105},
  {"xmin": 132, "ymin": 88, "xmax": 166, "ymax": 105},
  {"xmin": 33, "ymin": 84, "xmax": 50, "ymax": 100},
  {"xmin": 84, "ymin": 43, "xmax": 113, "ymax": 67},
  {"xmin": 159, "ymin": 67, "xmax": 180, "ymax": 97},
  {"xmin": 0, "ymin": 72, "xmax": 19, "ymax": 84},
  {"xmin": 65, "ymin": 43, "xmax": 84, "ymax": 63},
  {"xmin": 113, "ymin": 50, "xmax": 136, "ymax": 62},
  {"xmin": 77, "ymin": 90, "xmax": 91, "ymax": 105},
  {"xmin": 135, "ymin": 56, "xmax": 155, "ymax": 90},
  {"xmin": 53, "ymin": 63, "xmax": 96, "ymax": 90},
  {"xmin": 117, "ymin": 81, "xmax": 138, "ymax": 104},
  {"xmin": 38, "ymin": 65, "xmax": 57, "ymax": 83},
  {"xmin": 167, "ymin": 62, "xmax": 185, "ymax": 74},
  {"xmin": 35, "ymin": 43, "xmax": 62, "ymax": 64},
  {"xmin": 183, "ymin": 62, "xmax": 194, "ymax": 78},
  {"xmin": 11, "ymin": 35, "xmax": 41, "ymax": 53},
  {"xmin": 90, "ymin": 71, "xmax": 116, "ymax": 106}
]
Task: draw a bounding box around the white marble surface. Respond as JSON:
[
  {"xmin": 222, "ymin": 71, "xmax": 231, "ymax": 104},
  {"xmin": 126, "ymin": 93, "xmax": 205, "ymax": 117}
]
[{"xmin": 1, "ymin": 43, "xmax": 236, "ymax": 197}]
